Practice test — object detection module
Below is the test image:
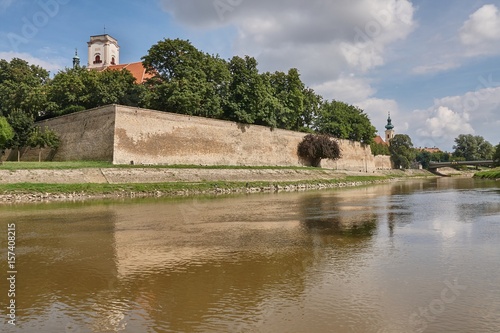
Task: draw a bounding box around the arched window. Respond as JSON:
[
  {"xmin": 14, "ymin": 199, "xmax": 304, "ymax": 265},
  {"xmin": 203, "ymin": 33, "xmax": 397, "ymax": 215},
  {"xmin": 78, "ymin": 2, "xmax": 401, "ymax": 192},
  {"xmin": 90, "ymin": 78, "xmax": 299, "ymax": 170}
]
[
  {"xmin": 93, "ymin": 54, "xmax": 102, "ymax": 64},
  {"xmin": 111, "ymin": 56, "xmax": 116, "ymax": 65}
]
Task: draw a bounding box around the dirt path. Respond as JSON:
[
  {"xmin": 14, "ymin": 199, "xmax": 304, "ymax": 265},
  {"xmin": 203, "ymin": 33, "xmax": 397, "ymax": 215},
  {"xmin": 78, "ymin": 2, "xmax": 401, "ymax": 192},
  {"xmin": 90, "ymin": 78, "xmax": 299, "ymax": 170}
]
[{"xmin": 0, "ymin": 168, "xmax": 382, "ymax": 184}]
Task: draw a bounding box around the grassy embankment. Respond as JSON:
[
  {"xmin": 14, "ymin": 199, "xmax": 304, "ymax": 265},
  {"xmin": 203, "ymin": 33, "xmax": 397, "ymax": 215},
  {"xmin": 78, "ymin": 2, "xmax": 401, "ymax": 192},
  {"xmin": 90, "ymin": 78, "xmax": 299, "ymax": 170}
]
[
  {"xmin": 0, "ymin": 161, "xmax": 393, "ymax": 196},
  {"xmin": 0, "ymin": 161, "xmax": 316, "ymax": 170},
  {"xmin": 474, "ymin": 168, "xmax": 500, "ymax": 179}
]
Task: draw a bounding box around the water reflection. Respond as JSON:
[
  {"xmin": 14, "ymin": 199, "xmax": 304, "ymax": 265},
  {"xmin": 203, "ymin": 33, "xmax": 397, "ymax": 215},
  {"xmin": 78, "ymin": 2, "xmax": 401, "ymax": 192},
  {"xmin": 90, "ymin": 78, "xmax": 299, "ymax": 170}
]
[{"xmin": 0, "ymin": 178, "xmax": 499, "ymax": 332}]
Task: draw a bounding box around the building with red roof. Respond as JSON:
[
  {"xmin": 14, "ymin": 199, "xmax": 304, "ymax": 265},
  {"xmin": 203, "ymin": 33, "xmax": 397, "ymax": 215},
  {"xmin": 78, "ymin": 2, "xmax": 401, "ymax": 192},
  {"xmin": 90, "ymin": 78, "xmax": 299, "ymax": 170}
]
[{"xmin": 85, "ymin": 34, "xmax": 153, "ymax": 84}]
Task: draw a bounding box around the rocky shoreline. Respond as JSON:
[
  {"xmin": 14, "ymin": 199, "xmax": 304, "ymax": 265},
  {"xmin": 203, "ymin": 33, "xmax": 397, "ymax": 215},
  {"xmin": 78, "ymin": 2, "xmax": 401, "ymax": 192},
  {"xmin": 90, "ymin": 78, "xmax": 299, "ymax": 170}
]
[
  {"xmin": 0, "ymin": 179, "xmax": 395, "ymax": 204},
  {"xmin": 0, "ymin": 167, "xmax": 440, "ymax": 204}
]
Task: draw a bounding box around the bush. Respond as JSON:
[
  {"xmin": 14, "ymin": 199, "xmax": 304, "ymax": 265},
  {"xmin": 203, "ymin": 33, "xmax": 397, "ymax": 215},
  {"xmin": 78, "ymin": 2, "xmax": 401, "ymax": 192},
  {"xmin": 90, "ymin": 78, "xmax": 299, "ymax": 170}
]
[{"xmin": 297, "ymin": 134, "xmax": 341, "ymax": 167}]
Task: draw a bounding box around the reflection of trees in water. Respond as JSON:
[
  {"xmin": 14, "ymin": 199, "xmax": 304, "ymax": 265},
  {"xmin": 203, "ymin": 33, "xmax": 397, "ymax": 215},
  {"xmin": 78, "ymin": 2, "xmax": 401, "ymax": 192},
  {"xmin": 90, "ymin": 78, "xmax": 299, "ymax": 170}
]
[{"xmin": 299, "ymin": 194, "xmax": 378, "ymax": 238}]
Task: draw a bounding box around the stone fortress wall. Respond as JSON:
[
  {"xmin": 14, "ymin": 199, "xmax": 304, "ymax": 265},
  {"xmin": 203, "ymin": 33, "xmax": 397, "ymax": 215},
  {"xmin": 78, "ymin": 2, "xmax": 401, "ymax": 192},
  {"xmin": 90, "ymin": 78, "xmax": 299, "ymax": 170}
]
[{"xmin": 18, "ymin": 105, "xmax": 392, "ymax": 172}]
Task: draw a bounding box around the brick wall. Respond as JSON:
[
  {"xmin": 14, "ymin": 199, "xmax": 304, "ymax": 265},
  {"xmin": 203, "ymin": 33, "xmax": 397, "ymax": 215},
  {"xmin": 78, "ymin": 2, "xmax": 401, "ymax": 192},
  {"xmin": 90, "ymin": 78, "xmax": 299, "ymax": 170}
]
[{"xmin": 19, "ymin": 105, "xmax": 393, "ymax": 172}]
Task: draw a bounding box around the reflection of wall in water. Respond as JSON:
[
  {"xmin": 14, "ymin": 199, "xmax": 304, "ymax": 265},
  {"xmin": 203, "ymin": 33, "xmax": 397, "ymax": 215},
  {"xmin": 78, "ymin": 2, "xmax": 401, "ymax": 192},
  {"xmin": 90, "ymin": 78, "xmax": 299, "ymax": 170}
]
[{"xmin": 0, "ymin": 206, "xmax": 118, "ymax": 329}]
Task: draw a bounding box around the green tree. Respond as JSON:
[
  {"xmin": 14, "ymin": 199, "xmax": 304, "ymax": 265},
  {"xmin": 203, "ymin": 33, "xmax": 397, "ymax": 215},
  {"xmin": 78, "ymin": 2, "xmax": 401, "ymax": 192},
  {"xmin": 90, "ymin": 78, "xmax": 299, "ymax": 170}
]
[
  {"xmin": 223, "ymin": 55, "xmax": 263, "ymax": 124},
  {"xmin": 453, "ymin": 134, "xmax": 494, "ymax": 161},
  {"xmin": 6, "ymin": 110, "xmax": 34, "ymax": 161},
  {"xmin": 389, "ymin": 134, "xmax": 416, "ymax": 169},
  {"xmin": 28, "ymin": 126, "xmax": 60, "ymax": 162},
  {"xmin": 267, "ymin": 68, "xmax": 312, "ymax": 130},
  {"xmin": 297, "ymin": 134, "xmax": 341, "ymax": 167},
  {"xmin": 47, "ymin": 66, "xmax": 142, "ymax": 117},
  {"xmin": 370, "ymin": 141, "xmax": 390, "ymax": 156},
  {"xmin": 0, "ymin": 58, "xmax": 50, "ymax": 119},
  {"xmin": 493, "ymin": 143, "xmax": 500, "ymax": 167},
  {"xmin": 415, "ymin": 150, "xmax": 432, "ymax": 169},
  {"xmin": 142, "ymin": 38, "xmax": 229, "ymax": 118},
  {"xmin": 315, "ymin": 100, "xmax": 376, "ymax": 144},
  {"xmin": 300, "ymin": 88, "xmax": 322, "ymax": 132},
  {"xmin": 0, "ymin": 116, "xmax": 14, "ymax": 159}
]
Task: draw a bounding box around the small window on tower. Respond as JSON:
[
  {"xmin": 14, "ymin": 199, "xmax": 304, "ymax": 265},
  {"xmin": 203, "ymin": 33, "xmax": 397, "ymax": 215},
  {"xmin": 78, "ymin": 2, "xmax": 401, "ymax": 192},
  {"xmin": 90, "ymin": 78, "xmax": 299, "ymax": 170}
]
[
  {"xmin": 111, "ymin": 56, "xmax": 116, "ymax": 65},
  {"xmin": 94, "ymin": 54, "xmax": 102, "ymax": 64}
]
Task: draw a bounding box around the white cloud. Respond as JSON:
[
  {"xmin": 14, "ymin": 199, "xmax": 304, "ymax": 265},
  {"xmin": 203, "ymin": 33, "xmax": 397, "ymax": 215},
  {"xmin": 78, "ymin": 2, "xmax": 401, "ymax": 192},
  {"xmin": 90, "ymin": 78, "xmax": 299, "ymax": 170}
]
[
  {"xmin": 412, "ymin": 62, "xmax": 459, "ymax": 75},
  {"xmin": 459, "ymin": 4, "xmax": 500, "ymax": 56},
  {"xmin": 356, "ymin": 97, "xmax": 407, "ymax": 134},
  {"xmin": 0, "ymin": 51, "xmax": 66, "ymax": 72},
  {"xmin": 160, "ymin": 0, "xmax": 416, "ymax": 83},
  {"xmin": 311, "ymin": 74, "xmax": 404, "ymax": 135},
  {"xmin": 312, "ymin": 74, "xmax": 375, "ymax": 102},
  {"xmin": 417, "ymin": 106, "xmax": 474, "ymax": 140},
  {"xmin": 412, "ymin": 85, "xmax": 500, "ymax": 149}
]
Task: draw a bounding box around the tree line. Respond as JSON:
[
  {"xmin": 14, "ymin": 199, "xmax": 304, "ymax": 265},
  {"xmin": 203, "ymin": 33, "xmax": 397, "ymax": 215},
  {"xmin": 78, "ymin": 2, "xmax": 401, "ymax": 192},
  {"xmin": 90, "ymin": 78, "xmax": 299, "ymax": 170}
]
[
  {"xmin": 0, "ymin": 38, "xmax": 377, "ymax": 159},
  {"xmin": 380, "ymin": 133, "xmax": 500, "ymax": 170}
]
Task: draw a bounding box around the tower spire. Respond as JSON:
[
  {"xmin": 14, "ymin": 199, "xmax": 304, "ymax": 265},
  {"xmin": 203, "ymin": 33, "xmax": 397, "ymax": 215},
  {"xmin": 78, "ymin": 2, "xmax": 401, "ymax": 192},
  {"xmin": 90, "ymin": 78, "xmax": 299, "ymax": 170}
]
[
  {"xmin": 385, "ymin": 112, "xmax": 394, "ymax": 130},
  {"xmin": 72, "ymin": 48, "xmax": 80, "ymax": 69},
  {"xmin": 384, "ymin": 111, "xmax": 395, "ymax": 144}
]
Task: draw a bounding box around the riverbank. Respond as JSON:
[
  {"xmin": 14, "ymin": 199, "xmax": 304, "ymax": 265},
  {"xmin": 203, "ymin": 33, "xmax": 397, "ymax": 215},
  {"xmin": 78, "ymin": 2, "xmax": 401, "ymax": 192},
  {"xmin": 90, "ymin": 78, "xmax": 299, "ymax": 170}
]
[
  {"xmin": 474, "ymin": 167, "xmax": 500, "ymax": 179},
  {"xmin": 0, "ymin": 165, "xmax": 435, "ymax": 204}
]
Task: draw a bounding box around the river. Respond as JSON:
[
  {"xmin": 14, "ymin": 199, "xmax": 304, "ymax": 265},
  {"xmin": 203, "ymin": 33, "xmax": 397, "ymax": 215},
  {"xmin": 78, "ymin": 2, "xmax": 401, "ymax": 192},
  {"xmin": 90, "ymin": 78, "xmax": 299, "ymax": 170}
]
[{"xmin": 0, "ymin": 177, "xmax": 499, "ymax": 333}]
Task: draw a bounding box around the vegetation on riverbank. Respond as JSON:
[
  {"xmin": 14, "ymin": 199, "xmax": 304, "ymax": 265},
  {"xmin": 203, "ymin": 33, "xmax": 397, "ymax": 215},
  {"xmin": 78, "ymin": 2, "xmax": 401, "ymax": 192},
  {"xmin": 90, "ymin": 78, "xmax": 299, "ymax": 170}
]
[
  {"xmin": 474, "ymin": 168, "xmax": 500, "ymax": 179},
  {"xmin": 0, "ymin": 161, "xmax": 320, "ymax": 171},
  {"xmin": 0, "ymin": 176, "xmax": 394, "ymax": 204},
  {"xmin": 0, "ymin": 162, "xmax": 438, "ymax": 204},
  {"xmin": 0, "ymin": 176, "xmax": 388, "ymax": 195}
]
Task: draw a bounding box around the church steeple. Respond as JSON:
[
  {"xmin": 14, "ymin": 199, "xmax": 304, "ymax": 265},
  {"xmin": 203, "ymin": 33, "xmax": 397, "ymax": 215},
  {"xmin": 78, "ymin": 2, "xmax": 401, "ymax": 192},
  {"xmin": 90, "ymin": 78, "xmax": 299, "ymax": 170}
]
[
  {"xmin": 72, "ymin": 49, "xmax": 80, "ymax": 69},
  {"xmin": 385, "ymin": 112, "xmax": 395, "ymax": 143},
  {"xmin": 385, "ymin": 112, "xmax": 394, "ymax": 130}
]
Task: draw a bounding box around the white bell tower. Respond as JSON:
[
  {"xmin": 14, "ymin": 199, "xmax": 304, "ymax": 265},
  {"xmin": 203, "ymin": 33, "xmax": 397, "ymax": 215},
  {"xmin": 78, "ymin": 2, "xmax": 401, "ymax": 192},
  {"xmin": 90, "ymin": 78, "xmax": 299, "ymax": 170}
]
[{"xmin": 87, "ymin": 34, "xmax": 119, "ymax": 69}]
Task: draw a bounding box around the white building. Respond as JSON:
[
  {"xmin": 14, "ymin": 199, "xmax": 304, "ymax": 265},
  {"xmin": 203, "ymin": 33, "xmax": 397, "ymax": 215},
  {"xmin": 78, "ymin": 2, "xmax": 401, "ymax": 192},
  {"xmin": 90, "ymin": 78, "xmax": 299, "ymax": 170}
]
[{"xmin": 87, "ymin": 34, "xmax": 120, "ymax": 69}]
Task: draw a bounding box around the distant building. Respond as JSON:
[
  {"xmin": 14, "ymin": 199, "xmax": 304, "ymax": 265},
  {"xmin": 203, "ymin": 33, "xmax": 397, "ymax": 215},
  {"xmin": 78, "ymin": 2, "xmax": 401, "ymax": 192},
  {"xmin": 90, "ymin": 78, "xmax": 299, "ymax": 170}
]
[
  {"xmin": 374, "ymin": 113, "xmax": 395, "ymax": 146},
  {"xmin": 88, "ymin": 34, "xmax": 120, "ymax": 69},
  {"xmin": 373, "ymin": 135, "xmax": 387, "ymax": 146},
  {"xmin": 86, "ymin": 34, "xmax": 152, "ymax": 84},
  {"xmin": 384, "ymin": 113, "xmax": 395, "ymax": 143},
  {"xmin": 417, "ymin": 147, "xmax": 442, "ymax": 154}
]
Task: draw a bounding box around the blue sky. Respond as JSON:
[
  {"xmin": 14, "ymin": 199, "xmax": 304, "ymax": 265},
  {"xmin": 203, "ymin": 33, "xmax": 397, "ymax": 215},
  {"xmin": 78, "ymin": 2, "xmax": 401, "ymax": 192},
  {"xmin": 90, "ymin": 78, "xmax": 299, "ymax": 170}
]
[{"xmin": 1, "ymin": 0, "xmax": 499, "ymax": 151}]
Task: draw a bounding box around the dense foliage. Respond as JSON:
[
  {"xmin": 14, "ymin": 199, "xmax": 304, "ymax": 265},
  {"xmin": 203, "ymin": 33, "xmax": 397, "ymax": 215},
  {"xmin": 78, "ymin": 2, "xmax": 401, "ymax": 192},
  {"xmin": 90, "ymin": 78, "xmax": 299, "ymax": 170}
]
[
  {"xmin": 415, "ymin": 150, "xmax": 450, "ymax": 169},
  {"xmin": 0, "ymin": 116, "xmax": 14, "ymax": 152},
  {"xmin": 452, "ymin": 134, "xmax": 494, "ymax": 161},
  {"xmin": 28, "ymin": 126, "xmax": 60, "ymax": 162},
  {"xmin": 389, "ymin": 134, "xmax": 416, "ymax": 169},
  {"xmin": 315, "ymin": 100, "xmax": 376, "ymax": 144},
  {"xmin": 370, "ymin": 141, "xmax": 390, "ymax": 156},
  {"xmin": 494, "ymin": 143, "xmax": 500, "ymax": 167},
  {"xmin": 0, "ymin": 39, "xmax": 380, "ymax": 160},
  {"xmin": 297, "ymin": 134, "xmax": 341, "ymax": 167}
]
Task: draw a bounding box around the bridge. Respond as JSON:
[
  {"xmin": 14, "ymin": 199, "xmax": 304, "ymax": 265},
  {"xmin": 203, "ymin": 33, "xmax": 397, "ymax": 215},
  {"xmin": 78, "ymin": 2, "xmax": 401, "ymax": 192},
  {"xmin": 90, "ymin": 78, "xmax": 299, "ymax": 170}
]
[{"xmin": 428, "ymin": 160, "xmax": 494, "ymax": 170}]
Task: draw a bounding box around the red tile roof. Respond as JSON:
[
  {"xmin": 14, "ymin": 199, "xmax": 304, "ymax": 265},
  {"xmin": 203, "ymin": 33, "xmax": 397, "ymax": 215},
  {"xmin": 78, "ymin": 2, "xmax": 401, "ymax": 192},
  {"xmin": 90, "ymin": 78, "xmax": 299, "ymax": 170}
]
[
  {"xmin": 374, "ymin": 135, "xmax": 388, "ymax": 145},
  {"xmin": 105, "ymin": 62, "xmax": 154, "ymax": 84}
]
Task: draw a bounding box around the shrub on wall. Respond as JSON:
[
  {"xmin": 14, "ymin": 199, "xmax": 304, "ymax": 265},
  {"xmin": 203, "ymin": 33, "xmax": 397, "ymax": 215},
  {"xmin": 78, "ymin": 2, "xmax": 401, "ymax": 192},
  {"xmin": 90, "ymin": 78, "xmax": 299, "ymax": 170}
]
[{"xmin": 297, "ymin": 134, "xmax": 341, "ymax": 167}]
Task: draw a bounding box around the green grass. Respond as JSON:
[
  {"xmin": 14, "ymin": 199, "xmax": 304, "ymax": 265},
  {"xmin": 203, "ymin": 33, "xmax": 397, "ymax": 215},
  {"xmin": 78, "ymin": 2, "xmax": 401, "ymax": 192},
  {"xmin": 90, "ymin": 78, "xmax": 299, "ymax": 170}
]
[
  {"xmin": 0, "ymin": 161, "xmax": 320, "ymax": 171},
  {"xmin": 0, "ymin": 161, "xmax": 114, "ymax": 170},
  {"xmin": 474, "ymin": 168, "xmax": 500, "ymax": 179},
  {"xmin": 0, "ymin": 176, "xmax": 389, "ymax": 196}
]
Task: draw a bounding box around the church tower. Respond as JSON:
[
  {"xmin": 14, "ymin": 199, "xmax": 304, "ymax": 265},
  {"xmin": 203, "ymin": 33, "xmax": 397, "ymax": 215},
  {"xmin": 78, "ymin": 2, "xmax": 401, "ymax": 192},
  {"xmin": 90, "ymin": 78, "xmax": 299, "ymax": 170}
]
[
  {"xmin": 72, "ymin": 49, "xmax": 80, "ymax": 69},
  {"xmin": 385, "ymin": 112, "xmax": 395, "ymax": 144},
  {"xmin": 87, "ymin": 34, "xmax": 119, "ymax": 69}
]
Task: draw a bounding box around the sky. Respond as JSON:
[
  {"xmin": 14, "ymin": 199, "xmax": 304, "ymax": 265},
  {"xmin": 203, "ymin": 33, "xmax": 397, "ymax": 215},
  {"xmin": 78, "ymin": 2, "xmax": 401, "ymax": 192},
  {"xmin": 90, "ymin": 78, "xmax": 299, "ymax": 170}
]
[{"xmin": 0, "ymin": 0, "xmax": 499, "ymax": 151}]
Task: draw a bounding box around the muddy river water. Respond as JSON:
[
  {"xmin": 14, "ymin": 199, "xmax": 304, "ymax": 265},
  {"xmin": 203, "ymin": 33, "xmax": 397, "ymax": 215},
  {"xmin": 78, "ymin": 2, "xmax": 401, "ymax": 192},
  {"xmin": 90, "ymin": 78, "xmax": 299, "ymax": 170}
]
[{"xmin": 1, "ymin": 177, "xmax": 499, "ymax": 332}]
